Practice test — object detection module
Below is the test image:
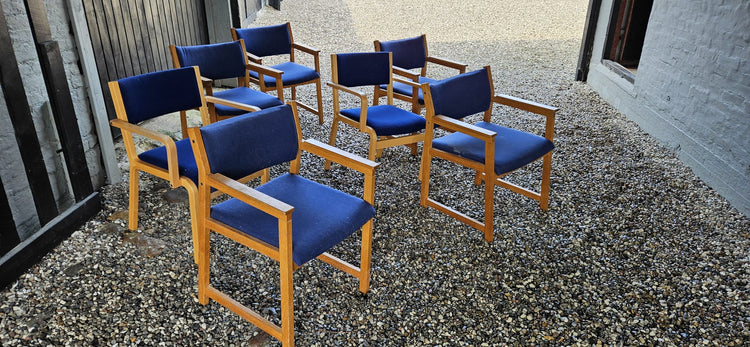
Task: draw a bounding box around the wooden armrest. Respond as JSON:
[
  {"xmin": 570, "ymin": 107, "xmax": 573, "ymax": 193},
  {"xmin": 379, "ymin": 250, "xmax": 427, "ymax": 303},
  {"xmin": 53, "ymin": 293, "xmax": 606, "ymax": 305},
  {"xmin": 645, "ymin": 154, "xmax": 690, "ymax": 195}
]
[
  {"xmin": 245, "ymin": 52, "xmax": 262, "ymax": 64},
  {"xmin": 110, "ymin": 118, "xmax": 173, "ymax": 144},
  {"xmin": 433, "ymin": 115, "xmax": 497, "ymax": 141},
  {"xmin": 208, "ymin": 173, "xmax": 293, "ymax": 219},
  {"xmin": 393, "ymin": 76, "xmax": 423, "ymax": 88},
  {"xmin": 292, "ymin": 42, "xmax": 320, "ymax": 56},
  {"xmin": 493, "ymin": 94, "xmax": 557, "ymax": 118},
  {"xmin": 301, "ymin": 139, "xmax": 379, "ymax": 175},
  {"xmin": 493, "ymin": 94, "xmax": 557, "ymax": 141},
  {"xmin": 327, "ymin": 82, "xmax": 368, "ymax": 103},
  {"xmin": 205, "ymin": 95, "xmax": 261, "ymax": 113},
  {"xmin": 393, "ymin": 66, "xmax": 419, "ymax": 81},
  {"xmin": 246, "ymin": 62, "xmax": 284, "ymax": 79},
  {"xmin": 110, "ymin": 118, "xmax": 181, "ymax": 186},
  {"xmin": 426, "ymin": 56, "xmax": 468, "ymax": 72}
]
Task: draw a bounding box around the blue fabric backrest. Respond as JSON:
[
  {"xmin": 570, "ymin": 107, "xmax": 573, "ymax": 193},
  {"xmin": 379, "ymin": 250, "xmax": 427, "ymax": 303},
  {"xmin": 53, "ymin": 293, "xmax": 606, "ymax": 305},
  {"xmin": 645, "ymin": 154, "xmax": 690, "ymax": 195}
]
[
  {"xmin": 117, "ymin": 67, "xmax": 202, "ymax": 124},
  {"xmin": 378, "ymin": 35, "xmax": 426, "ymax": 70},
  {"xmin": 335, "ymin": 52, "xmax": 391, "ymax": 87},
  {"xmin": 429, "ymin": 68, "xmax": 492, "ymax": 119},
  {"xmin": 173, "ymin": 41, "xmax": 246, "ymax": 80},
  {"xmin": 199, "ymin": 104, "xmax": 299, "ymax": 179},
  {"xmin": 234, "ymin": 24, "xmax": 292, "ymax": 57}
]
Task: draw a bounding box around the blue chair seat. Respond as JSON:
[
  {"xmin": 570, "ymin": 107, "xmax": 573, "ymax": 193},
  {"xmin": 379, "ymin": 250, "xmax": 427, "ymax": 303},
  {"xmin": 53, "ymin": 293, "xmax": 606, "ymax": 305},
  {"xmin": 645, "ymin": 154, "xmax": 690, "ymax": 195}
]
[
  {"xmin": 381, "ymin": 76, "xmax": 436, "ymax": 105},
  {"xmin": 432, "ymin": 121, "xmax": 554, "ymax": 175},
  {"xmin": 212, "ymin": 87, "xmax": 283, "ymax": 116},
  {"xmin": 210, "ymin": 173, "xmax": 375, "ymax": 266},
  {"xmin": 138, "ymin": 138, "xmax": 199, "ymax": 184},
  {"xmin": 249, "ymin": 62, "xmax": 320, "ymax": 88},
  {"xmin": 340, "ymin": 105, "xmax": 426, "ymax": 136}
]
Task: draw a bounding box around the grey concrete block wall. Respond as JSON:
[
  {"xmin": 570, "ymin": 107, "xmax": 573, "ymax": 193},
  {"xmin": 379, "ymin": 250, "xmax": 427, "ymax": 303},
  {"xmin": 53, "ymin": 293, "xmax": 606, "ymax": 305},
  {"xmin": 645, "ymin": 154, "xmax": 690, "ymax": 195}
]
[
  {"xmin": 0, "ymin": 0, "xmax": 105, "ymax": 240},
  {"xmin": 586, "ymin": 0, "xmax": 750, "ymax": 216}
]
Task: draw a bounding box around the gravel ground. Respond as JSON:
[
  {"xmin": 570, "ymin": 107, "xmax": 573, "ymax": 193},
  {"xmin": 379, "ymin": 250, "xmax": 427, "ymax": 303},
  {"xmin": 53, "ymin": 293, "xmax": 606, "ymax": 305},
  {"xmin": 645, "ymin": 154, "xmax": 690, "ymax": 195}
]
[{"xmin": 2, "ymin": 0, "xmax": 749, "ymax": 345}]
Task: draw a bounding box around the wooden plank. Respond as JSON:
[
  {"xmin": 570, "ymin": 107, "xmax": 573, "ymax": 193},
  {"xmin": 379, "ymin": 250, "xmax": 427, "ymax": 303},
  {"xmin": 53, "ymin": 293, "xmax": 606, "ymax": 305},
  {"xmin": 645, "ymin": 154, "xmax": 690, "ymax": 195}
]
[
  {"xmin": 102, "ymin": 0, "xmax": 127, "ymax": 77},
  {"xmin": 142, "ymin": 0, "xmax": 165, "ymax": 70},
  {"xmin": 0, "ymin": 177, "xmax": 20, "ymax": 256},
  {"xmin": 185, "ymin": 0, "xmax": 198, "ymax": 44},
  {"xmin": 173, "ymin": 0, "xmax": 186, "ymax": 45},
  {"xmin": 117, "ymin": 0, "xmax": 141, "ymax": 75},
  {"xmin": 0, "ymin": 1, "xmax": 59, "ymax": 225},
  {"xmin": 0, "ymin": 192, "xmax": 100, "ymax": 290},
  {"xmin": 67, "ymin": 0, "xmax": 122, "ymax": 183},
  {"xmin": 27, "ymin": 0, "xmax": 95, "ymax": 201},
  {"xmin": 83, "ymin": 0, "xmax": 119, "ymax": 123},
  {"xmin": 126, "ymin": 0, "xmax": 151, "ymax": 73}
]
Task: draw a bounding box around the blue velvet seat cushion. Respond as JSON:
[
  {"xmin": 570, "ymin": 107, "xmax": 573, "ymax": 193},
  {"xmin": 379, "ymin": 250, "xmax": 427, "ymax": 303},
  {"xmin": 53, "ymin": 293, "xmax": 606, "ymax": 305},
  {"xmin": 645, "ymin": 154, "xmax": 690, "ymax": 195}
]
[
  {"xmin": 249, "ymin": 62, "xmax": 320, "ymax": 87},
  {"xmin": 432, "ymin": 121, "xmax": 554, "ymax": 175},
  {"xmin": 212, "ymin": 87, "xmax": 283, "ymax": 116},
  {"xmin": 340, "ymin": 105, "xmax": 426, "ymax": 136},
  {"xmin": 210, "ymin": 173, "xmax": 375, "ymax": 266},
  {"xmin": 138, "ymin": 138, "xmax": 199, "ymax": 184},
  {"xmin": 380, "ymin": 76, "xmax": 436, "ymax": 104}
]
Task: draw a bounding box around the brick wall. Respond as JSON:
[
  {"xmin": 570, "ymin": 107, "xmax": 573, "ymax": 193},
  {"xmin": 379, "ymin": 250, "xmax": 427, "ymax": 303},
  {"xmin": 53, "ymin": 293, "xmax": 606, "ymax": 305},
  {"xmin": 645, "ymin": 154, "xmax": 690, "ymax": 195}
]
[
  {"xmin": 586, "ymin": 0, "xmax": 750, "ymax": 216},
  {"xmin": 0, "ymin": 0, "xmax": 104, "ymax": 240}
]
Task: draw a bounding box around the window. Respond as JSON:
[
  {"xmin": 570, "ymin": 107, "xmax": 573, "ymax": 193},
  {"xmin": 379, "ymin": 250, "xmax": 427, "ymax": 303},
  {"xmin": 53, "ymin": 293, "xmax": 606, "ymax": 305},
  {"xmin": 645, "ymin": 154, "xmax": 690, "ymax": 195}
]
[{"xmin": 603, "ymin": 0, "xmax": 653, "ymax": 81}]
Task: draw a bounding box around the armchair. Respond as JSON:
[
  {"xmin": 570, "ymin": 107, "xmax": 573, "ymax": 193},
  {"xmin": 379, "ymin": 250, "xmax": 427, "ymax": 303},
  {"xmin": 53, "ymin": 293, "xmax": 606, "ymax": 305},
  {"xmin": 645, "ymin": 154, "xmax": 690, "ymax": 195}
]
[
  {"xmin": 232, "ymin": 23, "xmax": 324, "ymax": 124},
  {"xmin": 420, "ymin": 66, "xmax": 557, "ymax": 241},
  {"xmin": 188, "ymin": 102, "xmax": 379, "ymax": 346},
  {"xmin": 374, "ymin": 34, "xmax": 467, "ymax": 113}
]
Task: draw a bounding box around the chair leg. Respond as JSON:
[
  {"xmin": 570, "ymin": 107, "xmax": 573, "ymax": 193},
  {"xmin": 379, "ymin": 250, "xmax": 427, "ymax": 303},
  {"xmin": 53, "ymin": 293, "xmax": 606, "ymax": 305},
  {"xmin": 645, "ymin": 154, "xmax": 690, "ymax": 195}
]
[
  {"xmin": 358, "ymin": 221, "xmax": 374, "ymax": 293},
  {"xmin": 315, "ymin": 79, "xmax": 324, "ymax": 124},
  {"xmin": 184, "ymin": 182, "xmax": 200, "ymax": 264},
  {"xmin": 290, "ymin": 86, "xmax": 297, "ymax": 104},
  {"xmin": 279, "ymin": 223, "xmax": 295, "ymax": 346},
  {"xmin": 128, "ymin": 168, "xmax": 140, "ymax": 230},
  {"xmin": 483, "ymin": 179, "xmax": 495, "ymax": 242},
  {"xmin": 325, "ymin": 118, "xmax": 340, "ymax": 170},
  {"xmin": 540, "ymin": 152, "xmax": 552, "ymax": 210},
  {"xmin": 368, "ymin": 136, "xmax": 378, "ymax": 161},
  {"xmin": 419, "ymin": 155, "xmax": 432, "ymax": 207},
  {"xmin": 197, "ymin": 219, "xmax": 210, "ymax": 305}
]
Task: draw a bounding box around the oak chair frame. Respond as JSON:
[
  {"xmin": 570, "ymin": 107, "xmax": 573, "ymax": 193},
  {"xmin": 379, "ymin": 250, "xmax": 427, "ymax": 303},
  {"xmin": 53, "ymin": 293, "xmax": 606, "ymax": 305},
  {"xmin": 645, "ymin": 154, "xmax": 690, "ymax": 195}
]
[
  {"xmin": 231, "ymin": 22, "xmax": 324, "ymax": 124},
  {"xmin": 188, "ymin": 102, "xmax": 378, "ymax": 346},
  {"xmin": 420, "ymin": 66, "xmax": 557, "ymax": 242}
]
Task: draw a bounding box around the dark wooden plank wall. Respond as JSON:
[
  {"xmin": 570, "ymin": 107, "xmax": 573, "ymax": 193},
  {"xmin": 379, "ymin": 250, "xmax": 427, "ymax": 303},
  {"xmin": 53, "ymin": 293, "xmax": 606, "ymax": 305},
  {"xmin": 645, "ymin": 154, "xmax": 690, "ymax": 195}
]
[{"xmin": 82, "ymin": 0, "xmax": 208, "ymax": 121}]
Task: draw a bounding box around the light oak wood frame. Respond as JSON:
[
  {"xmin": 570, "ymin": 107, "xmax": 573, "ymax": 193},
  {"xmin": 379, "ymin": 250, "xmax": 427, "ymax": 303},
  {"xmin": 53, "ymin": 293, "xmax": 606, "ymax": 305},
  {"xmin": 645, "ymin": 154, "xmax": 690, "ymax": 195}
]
[
  {"xmin": 169, "ymin": 40, "xmax": 284, "ymax": 137},
  {"xmin": 188, "ymin": 102, "xmax": 378, "ymax": 346},
  {"xmin": 373, "ymin": 34, "xmax": 468, "ymax": 113},
  {"xmin": 109, "ymin": 66, "xmax": 268, "ymax": 263},
  {"xmin": 231, "ymin": 23, "xmax": 324, "ymax": 124},
  {"xmin": 326, "ymin": 52, "xmax": 425, "ymax": 168},
  {"xmin": 419, "ymin": 66, "xmax": 557, "ymax": 242}
]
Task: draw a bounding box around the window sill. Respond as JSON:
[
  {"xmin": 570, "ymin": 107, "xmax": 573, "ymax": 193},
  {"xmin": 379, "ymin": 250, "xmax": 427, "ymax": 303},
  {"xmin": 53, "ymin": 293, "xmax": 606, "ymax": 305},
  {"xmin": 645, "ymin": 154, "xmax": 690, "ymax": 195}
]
[{"xmin": 602, "ymin": 59, "xmax": 635, "ymax": 84}]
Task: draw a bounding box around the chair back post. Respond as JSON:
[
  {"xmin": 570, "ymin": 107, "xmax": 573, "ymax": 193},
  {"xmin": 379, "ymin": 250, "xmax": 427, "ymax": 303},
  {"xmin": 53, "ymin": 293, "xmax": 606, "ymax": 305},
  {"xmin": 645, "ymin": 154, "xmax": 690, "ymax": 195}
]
[
  {"xmin": 386, "ymin": 52, "xmax": 394, "ymax": 105},
  {"xmin": 237, "ymin": 39, "xmax": 251, "ymax": 88},
  {"xmin": 285, "ymin": 22, "xmax": 295, "ymax": 62},
  {"xmin": 483, "ymin": 66, "xmax": 495, "ymax": 122},
  {"xmin": 420, "ymin": 34, "xmax": 429, "ymax": 76},
  {"xmin": 287, "ymin": 101, "xmax": 303, "ymax": 174},
  {"xmin": 330, "ymin": 53, "xmax": 341, "ymax": 117}
]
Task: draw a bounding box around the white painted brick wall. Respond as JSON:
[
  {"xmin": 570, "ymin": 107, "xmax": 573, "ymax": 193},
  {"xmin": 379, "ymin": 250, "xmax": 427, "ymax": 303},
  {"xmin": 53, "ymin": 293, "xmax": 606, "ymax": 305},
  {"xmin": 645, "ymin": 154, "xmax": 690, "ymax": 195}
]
[
  {"xmin": 0, "ymin": 0, "xmax": 105, "ymax": 240},
  {"xmin": 587, "ymin": 0, "xmax": 750, "ymax": 216}
]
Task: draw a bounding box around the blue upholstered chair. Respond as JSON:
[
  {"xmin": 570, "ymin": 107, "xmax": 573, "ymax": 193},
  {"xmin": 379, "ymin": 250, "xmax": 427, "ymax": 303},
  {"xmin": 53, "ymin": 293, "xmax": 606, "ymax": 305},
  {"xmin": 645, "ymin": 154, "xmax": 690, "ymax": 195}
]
[
  {"xmin": 170, "ymin": 40, "xmax": 283, "ymax": 135},
  {"xmin": 374, "ymin": 34, "xmax": 467, "ymax": 113},
  {"xmin": 327, "ymin": 51, "xmax": 426, "ymax": 166},
  {"xmin": 232, "ymin": 23, "xmax": 324, "ymax": 124},
  {"xmin": 108, "ymin": 67, "xmax": 267, "ymax": 263},
  {"xmin": 420, "ymin": 66, "xmax": 557, "ymax": 242},
  {"xmin": 188, "ymin": 102, "xmax": 378, "ymax": 346}
]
